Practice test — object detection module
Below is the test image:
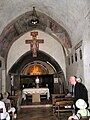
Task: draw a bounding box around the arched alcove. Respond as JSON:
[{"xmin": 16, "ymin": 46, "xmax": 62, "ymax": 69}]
[{"xmin": 8, "ymin": 50, "xmax": 66, "ymax": 94}]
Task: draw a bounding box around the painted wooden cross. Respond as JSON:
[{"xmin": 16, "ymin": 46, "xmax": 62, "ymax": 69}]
[{"xmin": 25, "ymin": 32, "xmax": 44, "ymax": 57}]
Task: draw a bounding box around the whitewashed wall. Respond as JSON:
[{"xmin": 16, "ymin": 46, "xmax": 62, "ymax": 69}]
[
  {"xmin": 66, "ymin": 17, "xmax": 90, "ymax": 108},
  {"xmin": 83, "ymin": 19, "xmax": 90, "ymax": 108},
  {"xmin": 7, "ymin": 30, "xmax": 66, "ymax": 76}
]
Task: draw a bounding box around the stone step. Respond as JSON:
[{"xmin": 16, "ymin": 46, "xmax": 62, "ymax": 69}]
[{"xmin": 21, "ymin": 104, "xmax": 52, "ymax": 108}]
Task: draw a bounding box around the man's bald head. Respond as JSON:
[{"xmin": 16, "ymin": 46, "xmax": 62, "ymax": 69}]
[{"xmin": 69, "ymin": 76, "xmax": 77, "ymax": 85}]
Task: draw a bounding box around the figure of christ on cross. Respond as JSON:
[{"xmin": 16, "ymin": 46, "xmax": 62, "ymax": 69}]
[{"xmin": 25, "ymin": 32, "xmax": 44, "ymax": 57}]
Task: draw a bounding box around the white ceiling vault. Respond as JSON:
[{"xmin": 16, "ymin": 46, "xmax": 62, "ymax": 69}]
[
  {"xmin": 0, "ymin": 0, "xmax": 90, "ymax": 56},
  {"xmin": 0, "ymin": 0, "xmax": 90, "ymax": 91}
]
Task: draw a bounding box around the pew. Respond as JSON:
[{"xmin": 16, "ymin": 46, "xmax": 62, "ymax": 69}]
[
  {"xmin": 51, "ymin": 93, "xmax": 65, "ymax": 112},
  {"xmin": 80, "ymin": 117, "xmax": 90, "ymax": 120},
  {"xmin": 54, "ymin": 97, "xmax": 75, "ymax": 103},
  {"xmin": 8, "ymin": 95, "xmax": 17, "ymax": 109},
  {"xmin": 72, "ymin": 117, "xmax": 90, "ymax": 120},
  {"xmin": 52, "ymin": 93, "xmax": 65, "ymax": 104},
  {"xmin": 54, "ymin": 97, "xmax": 75, "ymax": 119}
]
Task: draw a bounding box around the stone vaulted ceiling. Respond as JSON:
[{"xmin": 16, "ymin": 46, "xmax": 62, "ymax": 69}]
[{"xmin": 0, "ymin": 0, "xmax": 90, "ymax": 58}]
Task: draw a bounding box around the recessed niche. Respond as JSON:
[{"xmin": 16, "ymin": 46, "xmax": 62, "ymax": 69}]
[{"xmin": 75, "ymin": 52, "xmax": 77, "ymax": 62}]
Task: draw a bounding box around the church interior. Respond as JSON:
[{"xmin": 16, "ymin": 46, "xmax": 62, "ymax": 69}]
[{"xmin": 0, "ymin": 0, "xmax": 90, "ymax": 120}]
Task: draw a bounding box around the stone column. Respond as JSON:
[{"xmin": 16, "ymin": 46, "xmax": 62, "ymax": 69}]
[{"xmin": 1, "ymin": 69, "xmax": 6, "ymax": 93}]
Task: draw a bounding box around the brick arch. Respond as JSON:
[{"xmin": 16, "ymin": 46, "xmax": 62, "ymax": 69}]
[{"xmin": 0, "ymin": 10, "xmax": 72, "ymax": 59}]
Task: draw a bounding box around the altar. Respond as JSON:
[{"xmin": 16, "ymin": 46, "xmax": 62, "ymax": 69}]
[{"xmin": 22, "ymin": 88, "xmax": 50, "ymax": 102}]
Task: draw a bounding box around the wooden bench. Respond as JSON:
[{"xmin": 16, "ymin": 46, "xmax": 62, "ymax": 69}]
[
  {"xmin": 72, "ymin": 117, "xmax": 90, "ymax": 120},
  {"xmin": 80, "ymin": 117, "xmax": 90, "ymax": 120},
  {"xmin": 8, "ymin": 96, "xmax": 17, "ymax": 107},
  {"xmin": 54, "ymin": 97, "xmax": 75, "ymax": 119},
  {"xmin": 52, "ymin": 94, "xmax": 65, "ymax": 104},
  {"xmin": 54, "ymin": 97, "xmax": 75, "ymax": 103},
  {"xmin": 51, "ymin": 93, "xmax": 65, "ymax": 112}
]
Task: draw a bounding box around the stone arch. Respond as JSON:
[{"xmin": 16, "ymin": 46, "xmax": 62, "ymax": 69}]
[
  {"xmin": 0, "ymin": 10, "xmax": 71, "ymax": 93},
  {"xmin": 0, "ymin": 10, "xmax": 72, "ymax": 59},
  {"xmin": 9, "ymin": 50, "xmax": 64, "ymax": 75},
  {"xmin": 8, "ymin": 50, "xmax": 67, "ymax": 93}
]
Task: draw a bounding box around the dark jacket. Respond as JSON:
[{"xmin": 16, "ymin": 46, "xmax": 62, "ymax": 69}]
[{"xmin": 74, "ymin": 82, "xmax": 89, "ymax": 112}]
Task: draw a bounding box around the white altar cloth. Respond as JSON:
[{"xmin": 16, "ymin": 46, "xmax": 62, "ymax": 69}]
[{"xmin": 22, "ymin": 88, "xmax": 50, "ymax": 100}]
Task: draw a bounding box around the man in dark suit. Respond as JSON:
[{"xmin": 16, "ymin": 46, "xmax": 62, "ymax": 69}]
[{"xmin": 69, "ymin": 76, "xmax": 89, "ymax": 113}]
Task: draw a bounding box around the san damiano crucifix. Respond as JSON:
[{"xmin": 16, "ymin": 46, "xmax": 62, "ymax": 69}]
[{"xmin": 25, "ymin": 32, "xmax": 44, "ymax": 57}]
